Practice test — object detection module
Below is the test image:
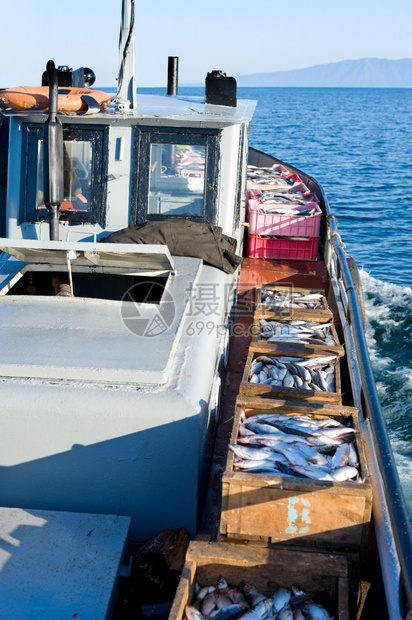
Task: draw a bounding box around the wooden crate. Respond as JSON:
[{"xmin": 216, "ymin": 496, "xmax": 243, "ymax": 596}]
[
  {"xmin": 256, "ymin": 285, "xmax": 333, "ymax": 323},
  {"xmin": 239, "ymin": 343, "xmax": 342, "ymax": 404},
  {"xmin": 169, "ymin": 541, "xmax": 350, "ymax": 620},
  {"xmin": 252, "ymin": 313, "xmax": 344, "ymax": 357},
  {"xmin": 220, "ymin": 400, "xmax": 372, "ymax": 547}
]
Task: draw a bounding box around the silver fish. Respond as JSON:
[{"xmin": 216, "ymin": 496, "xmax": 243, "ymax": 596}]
[
  {"xmin": 330, "ymin": 465, "xmax": 359, "ymax": 482},
  {"xmin": 278, "ymin": 609, "xmax": 293, "ymax": 620},
  {"xmin": 211, "ymin": 605, "xmax": 250, "ymax": 620},
  {"xmin": 237, "ymin": 598, "xmax": 273, "ymax": 619},
  {"xmin": 301, "ymin": 602, "xmax": 332, "ymax": 619},
  {"xmin": 331, "ymin": 443, "xmax": 350, "ymax": 468},
  {"xmin": 185, "ymin": 605, "xmax": 205, "ymax": 620},
  {"xmin": 196, "ymin": 586, "xmax": 216, "ymax": 601},
  {"xmin": 241, "ymin": 583, "xmax": 267, "ymax": 606},
  {"xmin": 272, "ymin": 588, "xmax": 291, "ymax": 613},
  {"xmin": 348, "ymin": 442, "xmax": 359, "ymax": 467}
]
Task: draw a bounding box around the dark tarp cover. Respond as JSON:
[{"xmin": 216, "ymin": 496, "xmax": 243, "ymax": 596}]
[{"xmin": 100, "ymin": 219, "xmax": 242, "ymax": 274}]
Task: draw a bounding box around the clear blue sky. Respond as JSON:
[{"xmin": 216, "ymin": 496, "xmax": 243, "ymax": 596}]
[{"xmin": 1, "ymin": 0, "xmax": 411, "ymax": 88}]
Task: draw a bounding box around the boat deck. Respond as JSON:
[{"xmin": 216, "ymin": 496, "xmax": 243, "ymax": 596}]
[{"xmin": 200, "ymin": 256, "xmax": 333, "ymax": 537}]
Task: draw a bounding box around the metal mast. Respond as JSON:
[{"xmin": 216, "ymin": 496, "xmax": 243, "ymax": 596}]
[{"xmin": 116, "ymin": 0, "xmax": 136, "ymax": 111}]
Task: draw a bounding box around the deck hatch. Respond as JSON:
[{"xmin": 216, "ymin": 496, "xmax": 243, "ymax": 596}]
[{"xmin": 0, "ymin": 238, "xmax": 174, "ymax": 274}]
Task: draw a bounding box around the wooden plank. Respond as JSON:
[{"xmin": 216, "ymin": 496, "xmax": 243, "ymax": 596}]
[
  {"xmin": 236, "ymin": 396, "xmax": 357, "ymax": 418},
  {"xmin": 254, "ymin": 306, "xmax": 333, "ymax": 323}
]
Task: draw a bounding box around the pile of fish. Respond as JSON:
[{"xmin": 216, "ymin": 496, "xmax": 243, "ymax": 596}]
[
  {"xmin": 249, "ymin": 355, "xmax": 336, "ymax": 392},
  {"xmin": 230, "ymin": 411, "xmax": 360, "ymax": 482},
  {"xmin": 260, "ymin": 290, "xmax": 325, "ymax": 311},
  {"xmin": 185, "ymin": 576, "xmax": 333, "ymax": 620},
  {"xmin": 258, "ymin": 320, "xmax": 336, "ymax": 347},
  {"xmin": 249, "ymin": 188, "xmax": 317, "ymax": 217},
  {"xmin": 247, "ymin": 164, "xmax": 299, "ymax": 188}
]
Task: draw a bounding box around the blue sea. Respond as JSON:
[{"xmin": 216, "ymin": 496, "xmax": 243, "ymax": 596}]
[{"xmin": 136, "ymin": 86, "xmax": 412, "ymax": 515}]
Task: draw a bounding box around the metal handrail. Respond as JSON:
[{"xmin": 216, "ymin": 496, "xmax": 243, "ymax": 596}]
[{"xmin": 327, "ymin": 210, "xmax": 412, "ymax": 616}]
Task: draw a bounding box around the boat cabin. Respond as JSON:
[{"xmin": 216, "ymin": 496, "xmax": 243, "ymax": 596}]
[
  {"xmin": 1, "ymin": 93, "xmax": 255, "ymax": 245},
  {"xmin": 0, "ymin": 77, "xmax": 257, "ymax": 541}
]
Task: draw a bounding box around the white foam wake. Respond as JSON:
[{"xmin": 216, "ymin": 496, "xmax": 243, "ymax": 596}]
[
  {"xmin": 359, "ymin": 269, "xmax": 412, "ymax": 513},
  {"xmin": 360, "ymin": 269, "xmax": 411, "ymax": 383}
]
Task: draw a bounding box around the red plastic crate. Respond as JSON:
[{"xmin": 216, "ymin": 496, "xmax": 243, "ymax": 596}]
[
  {"xmin": 247, "ymin": 199, "xmax": 321, "ymax": 237},
  {"xmin": 247, "ymin": 234, "xmax": 319, "ymax": 261}
]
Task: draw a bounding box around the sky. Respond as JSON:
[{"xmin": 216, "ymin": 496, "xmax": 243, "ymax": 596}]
[{"xmin": 1, "ymin": 0, "xmax": 412, "ymax": 89}]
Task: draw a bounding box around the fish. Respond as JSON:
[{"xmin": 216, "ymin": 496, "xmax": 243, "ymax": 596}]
[
  {"xmin": 278, "ymin": 609, "xmax": 293, "ymax": 620},
  {"xmin": 348, "ymin": 441, "xmax": 359, "ymax": 467},
  {"xmin": 331, "ymin": 443, "xmax": 350, "ymax": 468},
  {"xmin": 230, "ymin": 444, "xmax": 282, "ymax": 461},
  {"xmin": 301, "ymin": 602, "xmax": 333, "ymax": 619},
  {"xmin": 330, "ymin": 465, "xmax": 359, "ymax": 482},
  {"xmin": 211, "ymin": 605, "xmax": 250, "ymax": 620},
  {"xmin": 241, "ymin": 582, "xmax": 268, "ymax": 606},
  {"xmin": 188, "ymin": 577, "xmax": 333, "ymax": 620},
  {"xmin": 251, "ymin": 361, "xmax": 263, "ymax": 374},
  {"xmin": 217, "ymin": 577, "xmax": 229, "ymax": 595},
  {"xmin": 245, "ymin": 422, "xmax": 286, "ymax": 435},
  {"xmin": 285, "ymin": 462, "xmax": 333, "ymax": 481},
  {"xmin": 185, "ymin": 605, "xmax": 205, "ymax": 620},
  {"xmin": 272, "ymin": 588, "xmax": 291, "ymax": 612},
  {"xmin": 227, "ymin": 587, "xmax": 248, "ymax": 606},
  {"xmin": 234, "ymin": 458, "xmax": 287, "ymax": 471},
  {"xmin": 202, "ymin": 593, "xmax": 234, "ymax": 615},
  {"xmin": 236, "ymin": 598, "xmax": 274, "ymax": 620},
  {"xmin": 197, "ymin": 586, "xmax": 216, "ymax": 601}
]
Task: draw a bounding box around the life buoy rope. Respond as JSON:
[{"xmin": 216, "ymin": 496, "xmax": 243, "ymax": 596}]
[{"xmin": 0, "ymin": 86, "xmax": 112, "ymax": 113}]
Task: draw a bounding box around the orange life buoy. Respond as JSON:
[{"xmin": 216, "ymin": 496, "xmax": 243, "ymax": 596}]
[{"xmin": 0, "ymin": 86, "xmax": 112, "ymax": 112}]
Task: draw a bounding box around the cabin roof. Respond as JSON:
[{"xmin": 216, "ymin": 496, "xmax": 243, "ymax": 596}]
[{"xmin": 2, "ymin": 94, "xmax": 257, "ymax": 127}]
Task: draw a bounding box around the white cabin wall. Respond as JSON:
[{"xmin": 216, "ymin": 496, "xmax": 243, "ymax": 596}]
[
  {"xmin": 5, "ymin": 118, "xmax": 24, "ymax": 239},
  {"xmin": 215, "ymin": 124, "xmax": 242, "ymax": 241}
]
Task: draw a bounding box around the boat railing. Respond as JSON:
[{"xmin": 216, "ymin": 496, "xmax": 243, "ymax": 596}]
[{"xmin": 325, "ymin": 202, "xmax": 412, "ymax": 620}]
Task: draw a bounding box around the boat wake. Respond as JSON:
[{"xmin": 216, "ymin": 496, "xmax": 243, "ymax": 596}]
[{"xmin": 360, "ymin": 269, "xmax": 412, "ymax": 516}]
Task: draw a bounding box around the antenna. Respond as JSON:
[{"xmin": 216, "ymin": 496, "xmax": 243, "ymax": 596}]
[{"xmin": 116, "ymin": 0, "xmax": 137, "ymax": 111}]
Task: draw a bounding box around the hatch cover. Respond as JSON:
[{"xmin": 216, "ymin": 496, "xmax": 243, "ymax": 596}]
[{"xmin": 0, "ymin": 238, "xmax": 174, "ymax": 273}]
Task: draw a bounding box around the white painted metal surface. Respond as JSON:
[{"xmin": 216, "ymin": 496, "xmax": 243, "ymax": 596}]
[
  {"xmin": 0, "ymin": 259, "xmax": 234, "ymax": 539},
  {"xmin": 0, "ymin": 255, "xmax": 199, "ymax": 385},
  {"xmin": 0, "ymin": 507, "xmax": 130, "ymax": 619}
]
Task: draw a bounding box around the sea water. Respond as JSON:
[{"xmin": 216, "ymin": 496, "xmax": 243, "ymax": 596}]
[{"xmin": 137, "ymin": 86, "xmax": 412, "ymax": 516}]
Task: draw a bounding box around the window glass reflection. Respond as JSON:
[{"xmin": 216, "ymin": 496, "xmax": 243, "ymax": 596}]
[
  {"xmin": 36, "ymin": 140, "xmax": 92, "ymax": 212},
  {"xmin": 148, "ymin": 144, "xmax": 205, "ymax": 216}
]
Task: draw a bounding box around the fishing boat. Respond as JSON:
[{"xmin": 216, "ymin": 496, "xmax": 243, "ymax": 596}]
[{"xmin": 0, "ymin": 1, "xmax": 411, "ymax": 618}]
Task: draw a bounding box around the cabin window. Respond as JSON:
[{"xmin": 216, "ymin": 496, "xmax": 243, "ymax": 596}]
[
  {"xmin": 132, "ymin": 128, "xmax": 220, "ymax": 225},
  {"xmin": 22, "ymin": 124, "xmax": 108, "ymax": 225},
  {"xmin": 148, "ymin": 143, "xmax": 206, "ymax": 217}
]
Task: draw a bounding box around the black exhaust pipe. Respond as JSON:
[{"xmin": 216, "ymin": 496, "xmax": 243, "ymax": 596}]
[
  {"xmin": 43, "ymin": 60, "xmax": 64, "ymax": 241},
  {"xmin": 167, "ymin": 56, "xmax": 178, "ymax": 96}
]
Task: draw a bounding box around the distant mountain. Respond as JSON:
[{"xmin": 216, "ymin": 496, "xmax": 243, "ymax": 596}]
[{"xmin": 235, "ymin": 58, "xmax": 412, "ymax": 88}]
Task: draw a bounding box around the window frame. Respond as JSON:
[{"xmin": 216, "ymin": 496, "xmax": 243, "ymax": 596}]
[
  {"xmin": 131, "ymin": 126, "xmax": 220, "ymax": 226},
  {"xmin": 21, "ymin": 123, "xmax": 109, "ymax": 226}
]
